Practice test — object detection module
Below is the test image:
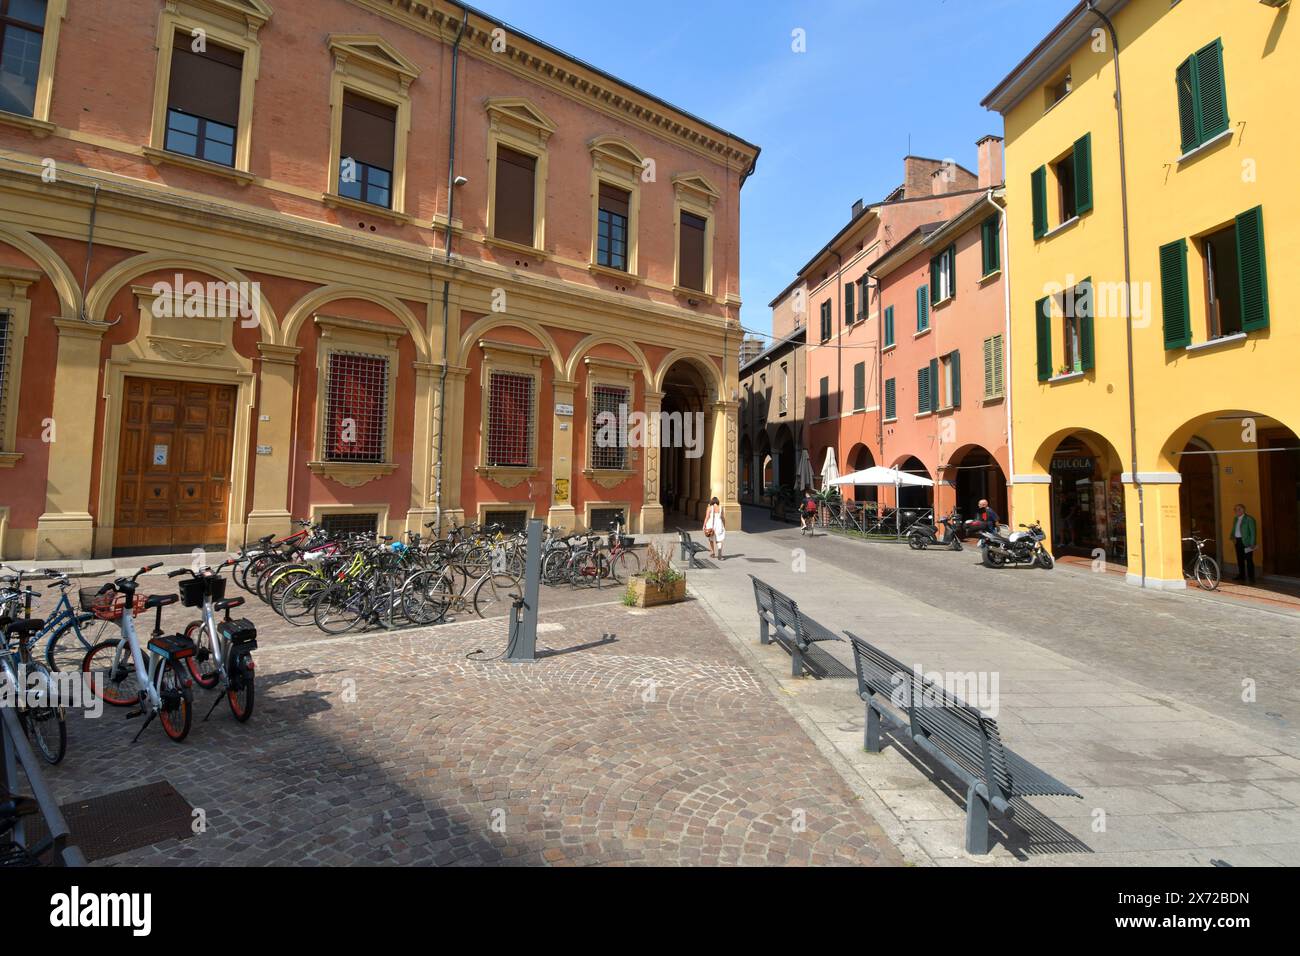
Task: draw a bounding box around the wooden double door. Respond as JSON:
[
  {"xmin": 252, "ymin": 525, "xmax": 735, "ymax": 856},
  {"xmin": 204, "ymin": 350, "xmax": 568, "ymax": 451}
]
[{"xmin": 113, "ymin": 377, "xmax": 237, "ymax": 554}]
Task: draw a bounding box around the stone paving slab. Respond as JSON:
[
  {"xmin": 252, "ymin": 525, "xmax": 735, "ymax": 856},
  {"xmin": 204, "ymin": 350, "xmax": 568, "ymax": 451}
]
[
  {"xmin": 38, "ymin": 574, "xmax": 903, "ymax": 866},
  {"xmin": 667, "ymin": 515, "xmax": 1300, "ymax": 867}
]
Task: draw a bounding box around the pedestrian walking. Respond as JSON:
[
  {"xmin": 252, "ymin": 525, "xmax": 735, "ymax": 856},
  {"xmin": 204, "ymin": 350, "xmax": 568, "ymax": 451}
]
[
  {"xmin": 1231, "ymin": 504, "xmax": 1258, "ymax": 584},
  {"xmin": 703, "ymin": 496, "xmax": 726, "ymax": 560}
]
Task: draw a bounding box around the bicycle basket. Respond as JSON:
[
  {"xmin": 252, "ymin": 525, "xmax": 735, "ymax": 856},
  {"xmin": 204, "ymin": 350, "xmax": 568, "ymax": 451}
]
[
  {"xmin": 80, "ymin": 588, "xmax": 146, "ymax": 621},
  {"xmin": 178, "ymin": 575, "xmax": 227, "ymax": 608},
  {"xmin": 220, "ymin": 618, "xmax": 258, "ymax": 647}
]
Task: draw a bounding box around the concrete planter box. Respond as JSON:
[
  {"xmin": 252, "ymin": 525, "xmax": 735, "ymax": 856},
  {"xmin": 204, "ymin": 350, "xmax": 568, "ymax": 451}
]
[{"xmin": 628, "ymin": 574, "xmax": 686, "ymax": 607}]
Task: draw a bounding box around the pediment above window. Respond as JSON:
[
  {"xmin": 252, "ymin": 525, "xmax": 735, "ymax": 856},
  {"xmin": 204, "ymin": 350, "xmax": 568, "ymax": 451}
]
[
  {"xmin": 328, "ymin": 34, "xmax": 421, "ymax": 89},
  {"xmin": 175, "ymin": 0, "xmax": 273, "ymax": 35},
  {"xmin": 672, "ymin": 171, "xmax": 721, "ymax": 207},
  {"xmin": 485, "ymin": 97, "xmax": 558, "ymax": 145},
  {"xmin": 589, "ymin": 135, "xmax": 644, "ymax": 172}
]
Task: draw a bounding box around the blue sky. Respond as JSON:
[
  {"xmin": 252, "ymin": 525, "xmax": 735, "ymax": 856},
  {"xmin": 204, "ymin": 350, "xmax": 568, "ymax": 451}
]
[{"xmin": 483, "ymin": 0, "xmax": 1073, "ymax": 340}]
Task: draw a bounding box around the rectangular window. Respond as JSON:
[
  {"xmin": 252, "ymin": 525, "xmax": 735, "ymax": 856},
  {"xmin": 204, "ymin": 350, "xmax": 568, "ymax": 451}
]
[
  {"xmin": 779, "ymin": 362, "xmax": 788, "ymax": 415},
  {"xmin": 1047, "ymin": 69, "xmax": 1071, "ymax": 108},
  {"xmin": 930, "ymin": 245, "xmax": 955, "ymax": 304},
  {"xmin": 590, "ymin": 507, "xmax": 628, "ymax": 533},
  {"xmin": 884, "ymin": 377, "xmax": 896, "ymax": 421},
  {"xmin": 485, "ymin": 509, "xmax": 529, "ymax": 533},
  {"xmin": 844, "ymin": 282, "xmax": 855, "ymax": 325},
  {"xmin": 678, "ymin": 211, "xmax": 707, "ymax": 291},
  {"xmin": 324, "ymin": 352, "xmax": 389, "ymax": 463},
  {"xmin": 883, "ymin": 305, "xmax": 895, "ymax": 347},
  {"xmin": 1054, "ymin": 153, "xmax": 1077, "ymax": 223},
  {"xmin": 818, "ymin": 376, "xmax": 829, "ymax": 420},
  {"xmin": 940, "ymin": 351, "xmax": 960, "ymax": 409},
  {"xmin": 857, "ymin": 276, "xmax": 869, "ymax": 320},
  {"xmin": 819, "ymin": 300, "xmax": 832, "ymax": 342},
  {"xmin": 591, "ymin": 384, "xmax": 629, "ymax": 470},
  {"xmin": 0, "ymin": 0, "xmax": 45, "ymax": 117},
  {"xmin": 1177, "ymin": 39, "xmax": 1229, "ymax": 155},
  {"xmin": 917, "ymin": 366, "xmax": 930, "ymax": 414},
  {"xmin": 596, "ymin": 182, "xmax": 630, "ymax": 271},
  {"xmin": 982, "ymin": 334, "xmax": 1004, "ymax": 399},
  {"xmin": 164, "ymin": 30, "xmax": 242, "ymax": 167},
  {"xmin": 494, "ymin": 145, "xmax": 537, "ymax": 246},
  {"xmin": 1203, "ymin": 225, "xmax": 1242, "ymax": 339},
  {"xmin": 852, "ymin": 361, "xmax": 865, "ymax": 411},
  {"xmin": 320, "ymin": 512, "xmax": 379, "ymax": 537},
  {"xmin": 981, "ymin": 216, "xmax": 1000, "ymax": 276},
  {"xmin": 339, "ymin": 92, "xmax": 396, "ymax": 209},
  {"xmin": 915, "ymin": 285, "xmax": 930, "ymax": 332},
  {"xmin": 487, "ymin": 370, "xmax": 534, "ymax": 467}
]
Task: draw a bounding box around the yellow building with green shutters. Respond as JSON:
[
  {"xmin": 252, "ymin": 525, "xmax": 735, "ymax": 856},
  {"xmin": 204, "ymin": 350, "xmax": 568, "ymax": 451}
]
[{"xmin": 984, "ymin": 0, "xmax": 1299, "ymax": 589}]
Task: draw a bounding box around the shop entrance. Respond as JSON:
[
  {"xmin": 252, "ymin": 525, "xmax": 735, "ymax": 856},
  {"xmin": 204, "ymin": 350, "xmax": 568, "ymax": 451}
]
[{"xmin": 1048, "ymin": 434, "xmax": 1125, "ymax": 563}]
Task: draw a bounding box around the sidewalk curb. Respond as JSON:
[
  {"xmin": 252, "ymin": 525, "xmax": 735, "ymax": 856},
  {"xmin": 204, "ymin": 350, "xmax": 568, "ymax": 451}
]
[{"xmin": 686, "ymin": 578, "xmax": 935, "ymax": 867}]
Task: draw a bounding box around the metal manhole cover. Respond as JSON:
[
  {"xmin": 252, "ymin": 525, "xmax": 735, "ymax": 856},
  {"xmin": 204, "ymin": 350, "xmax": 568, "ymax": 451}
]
[{"xmin": 31, "ymin": 781, "xmax": 195, "ymax": 863}]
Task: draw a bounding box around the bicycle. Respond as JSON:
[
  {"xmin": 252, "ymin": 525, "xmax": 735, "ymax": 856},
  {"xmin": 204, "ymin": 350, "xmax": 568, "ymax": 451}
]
[
  {"xmin": 80, "ymin": 564, "xmax": 196, "ymax": 743},
  {"xmin": 170, "ymin": 562, "xmax": 258, "ymax": 723},
  {"xmin": 0, "ymin": 599, "xmax": 67, "ymax": 765},
  {"xmin": 1183, "ymin": 535, "xmax": 1221, "ymax": 591},
  {"xmin": 0, "ymin": 567, "xmax": 115, "ymax": 674}
]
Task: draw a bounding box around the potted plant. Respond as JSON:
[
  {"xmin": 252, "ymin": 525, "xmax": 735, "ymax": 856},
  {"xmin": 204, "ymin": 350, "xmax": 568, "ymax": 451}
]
[{"xmin": 624, "ymin": 542, "xmax": 687, "ymax": 607}]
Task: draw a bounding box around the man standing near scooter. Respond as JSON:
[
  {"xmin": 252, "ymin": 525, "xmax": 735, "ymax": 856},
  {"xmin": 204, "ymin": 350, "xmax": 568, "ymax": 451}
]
[{"xmin": 969, "ymin": 499, "xmax": 1000, "ymax": 547}]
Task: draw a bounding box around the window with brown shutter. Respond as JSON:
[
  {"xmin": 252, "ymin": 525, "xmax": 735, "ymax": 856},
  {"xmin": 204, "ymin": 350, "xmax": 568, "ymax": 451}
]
[
  {"xmin": 165, "ymin": 30, "xmax": 243, "ymax": 167},
  {"xmin": 0, "ymin": 0, "xmax": 47, "ymax": 117},
  {"xmin": 679, "ymin": 211, "xmax": 707, "ymax": 292},
  {"xmin": 597, "ymin": 182, "xmax": 630, "ymax": 271},
  {"xmin": 494, "ymin": 145, "xmax": 537, "ymax": 247},
  {"xmin": 339, "ymin": 91, "xmax": 396, "ymax": 208}
]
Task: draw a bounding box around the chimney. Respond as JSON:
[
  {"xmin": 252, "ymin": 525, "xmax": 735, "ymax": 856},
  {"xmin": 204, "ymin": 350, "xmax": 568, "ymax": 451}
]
[
  {"xmin": 902, "ymin": 156, "xmax": 940, "ymax": 199},
  {"xmin": 931, "ymin": 167, "xmax": 951, "ymax": 196},
  {"xmin": 977, "ymin": 135, "xmax": 1004, "ymax": 189},
  {"xmin": 851, "ymin": 198, "xmax": 864, "ymax": 219}
]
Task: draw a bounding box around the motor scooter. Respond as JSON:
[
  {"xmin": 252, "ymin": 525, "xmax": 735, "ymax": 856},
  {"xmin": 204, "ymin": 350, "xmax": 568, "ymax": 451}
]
[{"xmin": 907, "ymin": 511, "xmax": 964, "ymax": 551}]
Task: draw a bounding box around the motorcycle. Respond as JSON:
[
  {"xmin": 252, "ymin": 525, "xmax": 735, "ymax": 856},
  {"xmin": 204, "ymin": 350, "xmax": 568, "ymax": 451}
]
[
  {"xmin": 979, "ymin": 521, "xmax": 1054, "ymax": 569},
  {"xmin": 908, "ymin": 511, "xmax": 964, "ymax": 551}
]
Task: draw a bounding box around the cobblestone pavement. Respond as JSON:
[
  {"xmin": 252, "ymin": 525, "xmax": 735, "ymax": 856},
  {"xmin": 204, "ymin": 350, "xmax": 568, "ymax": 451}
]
[{"xmin": 40, "ymin": 574, "xmax": 903, "ymax": 866}]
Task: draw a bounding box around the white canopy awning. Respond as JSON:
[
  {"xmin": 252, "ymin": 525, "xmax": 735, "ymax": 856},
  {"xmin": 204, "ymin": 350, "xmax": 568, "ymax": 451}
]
[
  {"xmin": 829, "ymin": 466, "xmax": 935, "ymax": 487},
  {"xmin": 820, "ymin": 448, "xmax": 840, "ymax": 487}
]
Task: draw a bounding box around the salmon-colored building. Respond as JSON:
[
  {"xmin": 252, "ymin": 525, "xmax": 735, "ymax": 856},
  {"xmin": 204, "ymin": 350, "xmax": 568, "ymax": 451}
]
[
  {"xmin": 0, "ymin": 0, "xmax": 758, "ymax": 559},
  {"xmin": 769, "ymin": 145, "xmax": 1006, "ymax": 522}
]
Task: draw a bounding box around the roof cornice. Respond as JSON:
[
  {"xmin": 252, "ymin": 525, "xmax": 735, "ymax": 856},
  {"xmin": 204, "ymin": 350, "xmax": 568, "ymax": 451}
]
[{"xmin": 345, "ymin": 0, "xmax": 760, "ymax": 175}]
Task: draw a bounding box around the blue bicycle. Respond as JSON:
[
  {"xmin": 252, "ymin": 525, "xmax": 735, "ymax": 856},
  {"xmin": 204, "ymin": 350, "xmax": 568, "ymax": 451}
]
[{"xmin": 0, "ymin": 567, "xmax": 116, "ymax": 673}]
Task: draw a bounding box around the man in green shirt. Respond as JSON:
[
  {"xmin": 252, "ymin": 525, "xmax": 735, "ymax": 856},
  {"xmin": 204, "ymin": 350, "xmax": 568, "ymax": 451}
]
[{"xmin": 1231, "ymin": 504, "xmax": 1258, "ymax": 584}]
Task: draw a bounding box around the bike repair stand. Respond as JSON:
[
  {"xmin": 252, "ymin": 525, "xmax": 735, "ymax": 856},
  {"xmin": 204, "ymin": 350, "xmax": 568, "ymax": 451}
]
[{"xmin": 505, "ymin": 519, "xmax": 543, "ymax": 663}]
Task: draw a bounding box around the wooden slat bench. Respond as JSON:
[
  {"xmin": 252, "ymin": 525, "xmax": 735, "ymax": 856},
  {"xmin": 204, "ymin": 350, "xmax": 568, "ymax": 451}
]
[
  {"xmin": 748, "ymin": 576, "xmax": 854, "ymax": 680},
  {"xmin": 846, "ymin": 630, "xmax": 1081, "ymax": 854},
  {"xmin": 677, "ymin": 530, "xmax": 710, "ymax": 569}
]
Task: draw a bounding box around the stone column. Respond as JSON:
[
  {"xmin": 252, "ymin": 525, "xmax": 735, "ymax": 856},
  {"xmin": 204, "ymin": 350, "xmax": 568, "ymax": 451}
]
[
  {"xmin": 711, "ymin": 399, "xmax": 740, "ymax": 528},
  {"xmin": 430, "ymin": 365, "xmax": 469, "ymax": 533},
  {"xmin": 641, "ymin": 389, "xmax": 664, "ymax": 533},
  {"xmin": 1123, "ymin": 473, "xmax": 1185, "ymax": 589},
  {"xmin": 402, "ymin": 360, "xmax": 440, "ymax": 533},
  {"xmin": 245, "ymin": 343, "xmax": 300, "ymax": 542},
  {"xmin": 548, "ymin": 378, "xmax": 578, "ymax": 531},
  {"xmin": 35, "ymin": 318, "xmax": 109, "ymax": 560}
]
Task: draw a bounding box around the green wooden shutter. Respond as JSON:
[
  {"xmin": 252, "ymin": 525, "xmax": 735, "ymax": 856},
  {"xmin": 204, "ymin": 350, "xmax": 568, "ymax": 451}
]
[
  {"xmin": 884, "ymin": 378, "xmax": 895, "ymax": 420},
  {"xmin": 1078, "ymin": 277, "xmax": 1095, "ymax": 371},
  {"xmin": 982, "ymin": 217, "xmax": 999, "ymax": 275},
  {"xmin": 1073, "ymin": 133, "xmax": 1093, "ymax": 216},
  {"xmin": 1195, "ymin": 39, "xmax": 1229, "ymax": 143},
  {"xmin": 945, "ymin": 244, "xmax": 956, "ymax": 298},
  {"xmin": 853, "ymin": 362, "xmax": 865, "ymax": 410},
  {"xmin": 916, "ymin": 285, "xmax": 929, "ymax": 330},
  {"xmin": 983, "ymin": 337, "xmax": 995, "ymax": 398},
  {"xmin": 928, "ymin": 358, "xmax": 939, "ymax": 413},
  {"xmin": 929, "ymin": 255, "xmax": 940, "ymax": 305},
  {"xmin": 1160, "ymin": 239, "xmax": 1191, "ymax": 349},
  {"xmin": 845, "ymin": 282, "xmax": 855, "ymax": 325},
  {"xmin": 1236, "ymin": 205, "xmax": 1269, "ymax": 332},
  {"xmin": 1035, "ymin": 295, "xmax": 1052, "ymax": 381},
  {"xmin": 1176, "ymin": 57, "xmax": 1199, "ymax": 153},
  {"xmin": 950, "ymin": 350, "xmax": 961, "ymax": 408},
  {"xmin": 1031, "ymin": 166, "xmax": 1048, "ymax": 240},
  {"xmin": 917, "ymin": 367, "xmax": 929, "ymax": 413},
  {"xmin": 884, "ymin": 305, "xmax": 894, "ymax": 347}
]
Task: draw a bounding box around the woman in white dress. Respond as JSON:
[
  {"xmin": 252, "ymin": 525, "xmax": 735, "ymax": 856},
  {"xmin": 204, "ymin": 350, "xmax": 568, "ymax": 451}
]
[{"xmin": 703, "ymin": 496, "xmax": 726, "ymax": 559}]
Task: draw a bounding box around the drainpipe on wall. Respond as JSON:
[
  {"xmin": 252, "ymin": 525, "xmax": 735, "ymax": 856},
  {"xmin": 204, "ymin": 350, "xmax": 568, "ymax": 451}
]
[
  {"xmin": 1087, "ymin": 0, "xmax": 1146, "ymax": 586},
  {"xmin": 432, "ymin": 8, "xmax": 470, "ymax": 538},
  {"xmin": 832, "ymin": 250, "xmax": 843, "ymax": 481},
  {"xmin": 80, "ymin": 184, "xmax": 100, "ymax": 322},
  {"xmin": 996, "ymin": 188, "xmax": 1016, "ymax": 524}
]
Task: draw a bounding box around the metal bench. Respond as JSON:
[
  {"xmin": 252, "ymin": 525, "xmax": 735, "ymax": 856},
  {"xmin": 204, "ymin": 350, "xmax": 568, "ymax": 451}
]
[
  {"xmin": 677, "ymin": 530, "xmax": 710, "ymax": 569},
  {"xmin": 748, "ymin": 576, "xmax": 854, "ymax": 680},
  {"xmin": 846, "ymin": 631, "xmax": 1081, "ymax": 854}
]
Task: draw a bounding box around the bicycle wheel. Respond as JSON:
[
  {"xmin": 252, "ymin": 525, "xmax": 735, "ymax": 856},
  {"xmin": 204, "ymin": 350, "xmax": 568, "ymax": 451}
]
[
  {"xmin": 541, "ymin": 549, "xmax": 569, "ymax": 585},
  {"xmin": 82, "ymin": 638, "xmax": 141, "ymax": 707},
  {"xmin": 268, "ymin": 567, "xmax": 314, "ymax": 614},
  {"xmin": 312, "ymin": 582, "xmax": 367, "ymax": 635},
  {"xmin": 158, "ymin": 660, "xmax": 192, "ymax": 742},
  {"xmin": 401, "ymin": 569, "xmax": 453, "ymax": 626},
  {"xmin": 471, "ymin": 573, "xmax": 517, "ymax": 618},
  {"xmin": 226, "ymin": 651, "xmax": 255, "ymax": 722},
  {"xmin": 20, "ymin": 661, "xmax": 66, "ymax": 765},
  {"xmin": 183, "ymin": 620, "xmax": 220, "ymax": 689},
  {"xmin": 281, "ymin": 576, "xmax": 329, "ymax": 625},
  {"xmin": 1196, "ymin": 555, "xmax": 1221, "ymax": 591},
  {"xmin": 609, "ymin": 549, "xmax": 641, "ymax": 584},
  {"xmin": 45, "ymin": 612, "xmax": 113, "ymax": 673}
]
